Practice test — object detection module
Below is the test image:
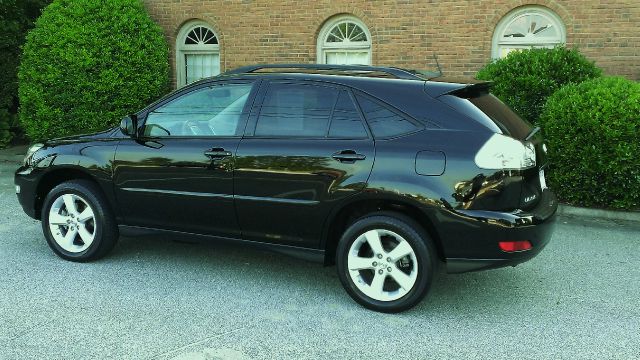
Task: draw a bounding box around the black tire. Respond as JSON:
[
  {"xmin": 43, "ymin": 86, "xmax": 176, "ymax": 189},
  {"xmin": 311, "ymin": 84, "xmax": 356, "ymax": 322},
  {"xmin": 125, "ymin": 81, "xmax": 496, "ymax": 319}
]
[
  {"xmin": 336, "ymin": 212, "xmax": 436, "ymax": 313},
  {"xmin": 41, "ymin": 180, "xmax": 118, "ymax": 262}
]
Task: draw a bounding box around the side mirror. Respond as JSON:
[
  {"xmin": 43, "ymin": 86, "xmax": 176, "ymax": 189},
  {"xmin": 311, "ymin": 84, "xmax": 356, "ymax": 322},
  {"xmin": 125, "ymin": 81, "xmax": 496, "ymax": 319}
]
[{"xmin": 120, "ymin": 114, "xmax": 138, "ymax": 138}]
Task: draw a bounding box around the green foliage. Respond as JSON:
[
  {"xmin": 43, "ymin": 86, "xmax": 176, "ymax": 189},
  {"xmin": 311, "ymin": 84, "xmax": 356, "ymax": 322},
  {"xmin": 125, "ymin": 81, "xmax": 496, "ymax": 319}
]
[
  {"xmin": 539, "ymin": 77, "xmax": 640, "ymax": 210},
  {"xmin": 0, "ymin": 0, "xmax": 50, "ymax": 147},
  {"xmin": 0, "ymin": 109, "xmax": 14, "ymax": 148},
  {"xmin": 18, "ymin": 0, "xmax": 170, "ymax": 140},
  {"xmin": 477, "ymin": 47, "xmax": 602, "ymax": 124}
]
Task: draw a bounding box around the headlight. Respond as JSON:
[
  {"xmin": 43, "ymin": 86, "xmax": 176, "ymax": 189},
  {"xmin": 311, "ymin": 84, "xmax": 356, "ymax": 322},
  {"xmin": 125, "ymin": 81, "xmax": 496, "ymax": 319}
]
[
  {"xmin": 23, "ymin": 143, "xmax": 44, "ymax": 166},
  {"xmin": 474, "ymin": 133, "xmax": 536, "ymax": 170}
]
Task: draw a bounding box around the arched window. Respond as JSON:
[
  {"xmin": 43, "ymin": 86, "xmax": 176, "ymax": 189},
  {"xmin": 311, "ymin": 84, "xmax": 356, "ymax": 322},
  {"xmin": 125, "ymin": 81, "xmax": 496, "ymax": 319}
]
[
  {"xmin": 317, "ymin": 15, "xmax": 371, "ymax": 65},
  {"xmin": 492, "ymin": 7, "xmax": 566, "ymax": 59},
  {"xmin": 176, "ymin": 21, "xmax": 220, "ymax": 87}
]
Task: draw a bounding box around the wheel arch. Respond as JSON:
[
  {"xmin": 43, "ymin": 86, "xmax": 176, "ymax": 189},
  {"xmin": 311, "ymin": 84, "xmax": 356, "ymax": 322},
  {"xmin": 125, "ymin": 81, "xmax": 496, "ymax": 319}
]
[
  {"xmin": 322, "ymin": 196, "xmax": 446, "ymax": 265},
  {"xmin": 34, "ymin": 167, "xmax": 110, "ymax": 220}
]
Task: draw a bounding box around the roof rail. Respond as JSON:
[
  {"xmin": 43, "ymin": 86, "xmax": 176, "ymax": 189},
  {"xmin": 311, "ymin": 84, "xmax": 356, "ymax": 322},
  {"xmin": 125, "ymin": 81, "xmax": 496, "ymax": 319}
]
[{"xmin": 224, "ymin": 64, "xmax": 426, "ymax": 80}]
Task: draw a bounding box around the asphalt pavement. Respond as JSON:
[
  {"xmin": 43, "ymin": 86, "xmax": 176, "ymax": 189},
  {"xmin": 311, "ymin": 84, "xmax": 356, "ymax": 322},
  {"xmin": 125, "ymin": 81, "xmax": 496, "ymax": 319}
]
[{"xmin": 1, "ymin": 161, "xmax": 639, "ymax": 359}]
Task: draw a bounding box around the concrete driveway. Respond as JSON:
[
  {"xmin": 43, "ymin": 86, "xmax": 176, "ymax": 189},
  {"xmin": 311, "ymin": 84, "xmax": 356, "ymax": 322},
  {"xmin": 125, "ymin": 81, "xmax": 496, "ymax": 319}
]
[{"xmin": 0, "ymin": 161, "xmax": 638, "ymax": 359}]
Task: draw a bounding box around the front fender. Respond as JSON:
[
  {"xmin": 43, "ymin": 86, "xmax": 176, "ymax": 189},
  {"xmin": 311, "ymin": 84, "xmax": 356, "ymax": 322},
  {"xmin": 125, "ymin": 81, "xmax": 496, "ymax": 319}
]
[{"xmin": 16, "ymin": 139, "xmax": 120, "ymax": 220}]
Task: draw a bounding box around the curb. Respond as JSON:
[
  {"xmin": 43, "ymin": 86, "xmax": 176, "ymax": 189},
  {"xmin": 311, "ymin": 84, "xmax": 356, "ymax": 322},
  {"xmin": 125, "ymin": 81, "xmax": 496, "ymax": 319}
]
[
  {"xmin": 0, "ymin": 145, "xmax": 28, "ymax": 164},
  {"xmin": 558, "ymin": 204, "xmax": 640, "ymax": 223},
  {"xmin": 0, "ymin": 154, "xmax": 24, "ymax": 163}
]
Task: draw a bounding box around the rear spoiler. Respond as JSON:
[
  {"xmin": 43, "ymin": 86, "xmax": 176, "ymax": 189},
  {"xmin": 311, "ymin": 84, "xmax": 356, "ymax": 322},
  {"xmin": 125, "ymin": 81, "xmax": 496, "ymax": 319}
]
[{"xmin": 424, "ymin": 79, "xmax": 493, "ymax": 98}]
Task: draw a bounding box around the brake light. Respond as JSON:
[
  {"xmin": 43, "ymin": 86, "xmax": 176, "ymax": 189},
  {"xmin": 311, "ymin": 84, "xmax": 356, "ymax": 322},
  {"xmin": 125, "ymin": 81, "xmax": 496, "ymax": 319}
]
[{"xmin": 499, "ymin": 241, "xmax": 532, "ymax": 252}]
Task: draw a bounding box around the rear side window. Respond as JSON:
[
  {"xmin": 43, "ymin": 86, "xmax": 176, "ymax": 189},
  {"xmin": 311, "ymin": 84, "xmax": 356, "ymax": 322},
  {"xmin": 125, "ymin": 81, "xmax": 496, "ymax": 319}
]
[
  {"xmin": 328, "ymin": 91, "xmax": 368, "ymax": 138},
  {"xmin": 256, "ymin": 83, "xmax": 337, "ymax": 137},
  {"xmin": 255, "ymin": 84, "xmax": 368, "ymax": 138},
  {"xmin": 355, "ymin": 94, "xmax": 418, "ymax": 138}
]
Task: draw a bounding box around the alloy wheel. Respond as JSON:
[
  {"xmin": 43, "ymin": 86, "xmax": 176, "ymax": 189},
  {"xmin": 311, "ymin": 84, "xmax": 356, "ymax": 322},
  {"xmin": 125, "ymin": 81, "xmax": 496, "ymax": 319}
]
[
  {"xmin": 48, "ymin": 194, "xmax": 97, "ymax": 253},
  {"xmin": 347, "ymin": 229, "xmax": 418, "ymax": 302}
]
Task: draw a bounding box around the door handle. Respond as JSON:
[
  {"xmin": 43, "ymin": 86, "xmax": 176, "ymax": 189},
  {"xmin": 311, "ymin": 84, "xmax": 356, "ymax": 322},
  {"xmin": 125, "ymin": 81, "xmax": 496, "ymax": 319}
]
[
  {"xmin": 204, "ymin": 148, "xmax": 232, "ymax": 159},
  {"xmin": 332, "ymin": 150, "xmax": 366, "ymax": 162}
]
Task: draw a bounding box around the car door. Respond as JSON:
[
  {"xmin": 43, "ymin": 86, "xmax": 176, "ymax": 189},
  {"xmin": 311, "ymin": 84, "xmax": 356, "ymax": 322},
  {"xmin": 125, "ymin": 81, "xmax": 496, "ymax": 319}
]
[
  {"xmin": 113, "ymin": 80, "xmax": 257, "ymax": 237},
  {"xmin": 234, "ymin": 80, "xmax": 375, "ymax": 247}
]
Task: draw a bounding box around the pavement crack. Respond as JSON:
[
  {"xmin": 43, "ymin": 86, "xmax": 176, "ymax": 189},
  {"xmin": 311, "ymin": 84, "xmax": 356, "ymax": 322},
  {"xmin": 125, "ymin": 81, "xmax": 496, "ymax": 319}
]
[
  {"xmin": 147, "ymin": 325, "xmax": 248, "ymax": 360},
  {"xmin": 9, "ymin": 319, "xmax": 55, "ymax": 342}
]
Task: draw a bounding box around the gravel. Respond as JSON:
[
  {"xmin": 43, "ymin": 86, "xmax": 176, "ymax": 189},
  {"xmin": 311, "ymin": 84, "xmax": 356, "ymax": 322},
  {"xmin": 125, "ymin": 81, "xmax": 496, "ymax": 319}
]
[{"xmin": 1, "ymin": 162, "xmax": 639, "ymax": 359}]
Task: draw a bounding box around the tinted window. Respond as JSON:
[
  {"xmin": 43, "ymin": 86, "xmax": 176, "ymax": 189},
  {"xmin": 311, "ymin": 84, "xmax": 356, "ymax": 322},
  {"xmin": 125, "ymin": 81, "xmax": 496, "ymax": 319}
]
[
  {"xmin": 469, "ymin": 94, "xmax": 532, "ymax": 140},
  {"xmin": 328, "ymin": 91, "xmax": 367, "ymax": 138},
  {"xmin": 355, "ymin": 94, "xmax": 418, "ymax": 138},
  {"xmin": 145, "ymin": 83, "xmax": 253, "ymax": 137},
  {"xmin": 255, "ymin": 83, "xmax": 338, "ymax": 137},
  {"xmin": 439, "ymin": 95, "xmax": 503, "ymax": 134}
]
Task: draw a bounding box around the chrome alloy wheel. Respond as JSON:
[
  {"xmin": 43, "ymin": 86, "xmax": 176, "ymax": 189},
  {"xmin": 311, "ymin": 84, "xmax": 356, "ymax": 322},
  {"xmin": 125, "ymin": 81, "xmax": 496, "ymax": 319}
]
[
  {"xmin": 48, "ymin": 194, "xmax": 96, "ymax": 253},
  {"xmin": 347, "ymin": 229, "xmax": 418, "ymax": 302}
]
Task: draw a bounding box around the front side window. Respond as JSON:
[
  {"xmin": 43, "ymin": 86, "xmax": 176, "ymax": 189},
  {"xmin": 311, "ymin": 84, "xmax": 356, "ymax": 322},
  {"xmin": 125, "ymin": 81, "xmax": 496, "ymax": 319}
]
[
  {"xmin": 144, "ymin": 83, "xmax": 253, "ymax": 137},
  {"xmin": 492, "ymin": 7, "xmax": 566, "ymax": 59},
  {"xmin": 177, "ymin": 21, "xmax": 221, "ymax": 87},
  {"xmin": 317, "ymin": 15, "xmax": 372, "ymax": 65}
]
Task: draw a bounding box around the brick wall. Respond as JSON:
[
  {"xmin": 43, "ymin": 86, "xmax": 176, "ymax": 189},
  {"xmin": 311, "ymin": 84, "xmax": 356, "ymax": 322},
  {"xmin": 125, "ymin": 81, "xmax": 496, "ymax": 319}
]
[{"xmin": 142, "ymin": 0, "xmax": 640, "ymax": 87}]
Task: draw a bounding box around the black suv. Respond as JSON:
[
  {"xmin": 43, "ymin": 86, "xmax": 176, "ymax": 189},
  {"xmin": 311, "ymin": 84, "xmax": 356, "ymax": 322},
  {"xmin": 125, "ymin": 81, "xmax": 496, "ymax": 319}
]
[{"xmin": 15, "ymin": 64, "xmax": 557, "ymax": 312}]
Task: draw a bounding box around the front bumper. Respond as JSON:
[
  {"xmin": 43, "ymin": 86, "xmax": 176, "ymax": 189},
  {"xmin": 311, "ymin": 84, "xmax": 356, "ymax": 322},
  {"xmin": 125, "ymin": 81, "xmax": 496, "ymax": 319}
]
[
  {"xmin": 15, "ymin": 166, "xmax": 40, "ymax": 219},
  {"xmin": 442, "ymin": 188, "xmax": 558, "ymax": 273}
]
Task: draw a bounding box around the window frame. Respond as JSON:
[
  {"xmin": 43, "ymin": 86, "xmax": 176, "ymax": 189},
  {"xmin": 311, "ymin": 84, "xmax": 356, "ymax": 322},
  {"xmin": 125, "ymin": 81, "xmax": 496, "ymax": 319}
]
[
  {"xmin": 176, "ymin": 20, "xmax": 221, "ymax": 88},
  {"xmin": 137, "ymin": 79, "xmax": 258, "ymax": 139},
  {"xmin": 492, "ymin": 6, "xmax": 566, "ymax": 59},
  {"xmin": 317, "ymin": 15, "xmax": 372, "ymax": 65},
  {"xmin": 245, "ymin": 80, "xmax": 372, "ymax": 140}
]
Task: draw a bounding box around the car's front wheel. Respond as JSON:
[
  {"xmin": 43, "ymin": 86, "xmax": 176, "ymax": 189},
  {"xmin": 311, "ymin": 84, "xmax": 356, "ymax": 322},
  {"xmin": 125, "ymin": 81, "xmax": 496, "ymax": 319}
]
[
  {"xmin": 41, "ymin": 180, "xmax": 118, "ymax": 261},
  {"xmin": 336, "ymin": 212, "xmax": 436, "ymax": 313}
]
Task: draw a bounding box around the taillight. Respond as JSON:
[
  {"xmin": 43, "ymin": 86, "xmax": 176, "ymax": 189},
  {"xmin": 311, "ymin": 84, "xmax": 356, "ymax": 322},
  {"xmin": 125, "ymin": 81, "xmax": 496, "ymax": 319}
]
[
  {"xmin": 499, "ymin": 241, "xmax": 532, "ymax": 252},
  {"xmin": 474, "ymin": 133, "xmax": 536, "ymax": 170}
]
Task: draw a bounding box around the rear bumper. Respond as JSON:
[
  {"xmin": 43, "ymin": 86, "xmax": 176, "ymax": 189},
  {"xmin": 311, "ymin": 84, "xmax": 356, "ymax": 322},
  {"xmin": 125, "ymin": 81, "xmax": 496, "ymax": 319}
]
[{"xmin": 442, "ymin": 188, "xmax": 558, "ymax": 273}]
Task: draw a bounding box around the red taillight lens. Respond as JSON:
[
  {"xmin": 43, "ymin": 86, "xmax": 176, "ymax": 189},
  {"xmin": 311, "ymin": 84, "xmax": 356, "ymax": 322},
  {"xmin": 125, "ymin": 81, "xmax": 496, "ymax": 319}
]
[{"xmin": 499, "ymin": 240, "xmax": 532, "ymax": 252}]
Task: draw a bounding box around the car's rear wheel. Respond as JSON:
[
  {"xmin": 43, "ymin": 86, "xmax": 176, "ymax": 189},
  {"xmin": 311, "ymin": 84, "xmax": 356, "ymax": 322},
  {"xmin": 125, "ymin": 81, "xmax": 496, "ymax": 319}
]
[
  {"xmin": 336, "ymin": 212, "xmax": 436, "ymax": 313},
  {"xmin": 41, "ymin": 180, "xmax": 118, "ymax": 261}
]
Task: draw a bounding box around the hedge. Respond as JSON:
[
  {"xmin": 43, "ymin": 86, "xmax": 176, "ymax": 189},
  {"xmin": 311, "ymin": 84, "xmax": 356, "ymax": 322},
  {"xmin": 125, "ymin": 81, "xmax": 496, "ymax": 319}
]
[
  {"xmin": 0, "ymin": 0, "xmax": 50, "ymax": 147},
  {"xmin": 18, "ymin": 0, "xmax": 170, "ymax": 141},
  {"xmin": 477, "ymin": 47, "xmax": 601, "ymax": 124},
  {"xmin": 539, "ymin": 77, "xmax": 640, "ymax": 210}
]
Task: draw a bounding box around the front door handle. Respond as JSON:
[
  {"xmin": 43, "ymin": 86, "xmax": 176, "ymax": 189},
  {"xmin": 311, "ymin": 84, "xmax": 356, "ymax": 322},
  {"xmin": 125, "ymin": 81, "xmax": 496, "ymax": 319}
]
[
  {"xmin": 204, "ymin": 148, "xmax": 232, "ymax": 159},
  {"xmin": 332, "ymin": 150, "xmax": 366, "ymax": 162}
]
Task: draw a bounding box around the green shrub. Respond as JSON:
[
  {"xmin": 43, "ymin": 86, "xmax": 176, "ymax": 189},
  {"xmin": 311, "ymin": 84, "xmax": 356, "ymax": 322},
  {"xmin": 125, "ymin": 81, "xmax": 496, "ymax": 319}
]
[
  {"xmin": 477, "ymin": 47, "xmax": 602, "ymax": 124},
  {"xmin": 539, "ymin": 77, "xmax": 640, "ymax": 210},
  {"xmin": 0, "ymin": 109, "xmax": 13, "ymax": 148},
  {"xmin": 0, "ymin": 0, "xmax": 50, "ymax": 147},
  {"xmin": 18, "ymin": 0, "xmax": 169, "ymax": 141}
]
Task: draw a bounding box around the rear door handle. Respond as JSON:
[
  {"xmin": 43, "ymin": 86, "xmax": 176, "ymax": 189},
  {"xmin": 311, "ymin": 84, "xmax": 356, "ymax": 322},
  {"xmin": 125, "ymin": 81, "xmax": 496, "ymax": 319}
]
[
  {"xmin": 332, "ymin": 150, "xmax": 366, "ymax": 162},
  {"xmin": 204, "ymin": 148, "xmax": 232, "ymax": 159}
]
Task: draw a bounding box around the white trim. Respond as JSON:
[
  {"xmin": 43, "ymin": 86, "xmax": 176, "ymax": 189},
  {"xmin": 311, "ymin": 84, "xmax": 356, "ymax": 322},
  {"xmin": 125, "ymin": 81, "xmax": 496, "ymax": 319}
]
[
  {"xmin": 317, "ymin": 15, "xmax": 372, "ymax": 65},
  {"xmin": 176, "ymin": 20, "xmax": 220, "ymax": 87},
  {"xmin": 492, "ymin": 6, "xmax": 566, "ymax": 59}
]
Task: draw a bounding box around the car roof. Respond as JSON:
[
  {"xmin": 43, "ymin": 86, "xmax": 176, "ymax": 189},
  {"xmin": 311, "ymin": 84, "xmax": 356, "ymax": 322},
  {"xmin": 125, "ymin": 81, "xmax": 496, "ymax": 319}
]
[{"xmin": 191, "ymin": 66, "xmax": 489, "ymax": 99}]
